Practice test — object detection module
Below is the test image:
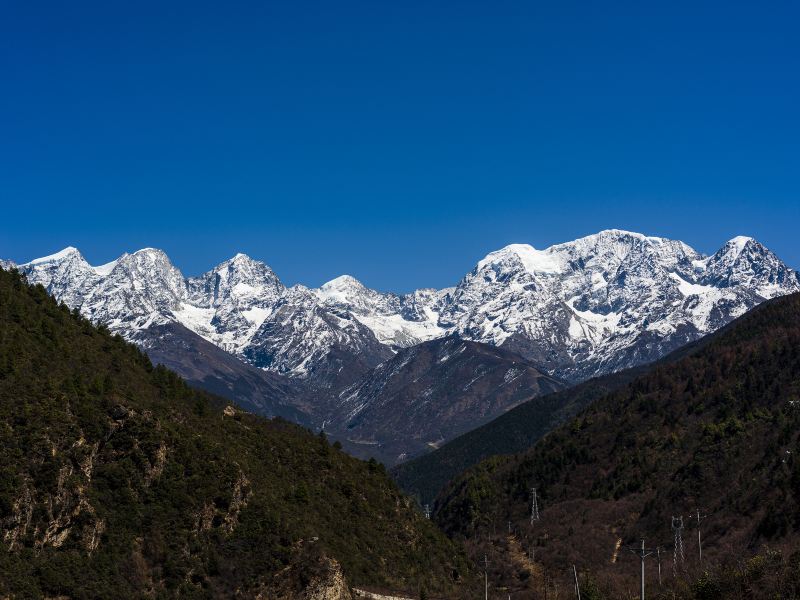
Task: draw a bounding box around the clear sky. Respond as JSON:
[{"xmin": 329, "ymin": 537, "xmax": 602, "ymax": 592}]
[{"xmin": 1, "ymin": 1, "xmax": 798, "ymax": 291}]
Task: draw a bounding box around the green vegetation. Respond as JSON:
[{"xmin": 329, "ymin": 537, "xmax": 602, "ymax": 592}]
[
  {"xmin": 0, "ymin": 269, "xmax": 472, "ymax": 599},
  {"xmin": 434, "ymin": 292, "xmax": 800, "ymax": 598}
]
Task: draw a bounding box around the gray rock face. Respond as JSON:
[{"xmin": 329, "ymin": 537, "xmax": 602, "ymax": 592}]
[
  {"xmin": 242, "ymin": 284, "xmax": 393, "ymax": 391},
  {"xmin": 330, "ymin": 336, "xmax": 563, "ymax": 465}
]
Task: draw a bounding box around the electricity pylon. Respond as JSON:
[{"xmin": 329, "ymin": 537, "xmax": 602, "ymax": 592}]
[
  {"xmin": 530, "ymin": 487, "xmax": 540, "ymax": 524},
  {"xmin": 671, "ymin": 516, "xmax": 685, "ymax": 577}
]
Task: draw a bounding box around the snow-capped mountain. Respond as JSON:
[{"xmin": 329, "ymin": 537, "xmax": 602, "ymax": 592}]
[
  {"xmin": 315, "ymin": 275, "xmax": 449, "ymax": 347},
  {"xmin": 7, "ymin": 229, "xmax": 799, "ymax": 391},
  {"xmin": 441, "ymin": 230, "xmax": 800, "ymax": 381},
  {"xmin": 181, "ymin": 253, "xmax": 286, "ymax": 354},
  {"xmin": 11, "ymin": 247, "xmax": 388, "ymax": 390},
  {"xmin": 242, "ymin": 284, "xmax": 393, "ymax": 390}
]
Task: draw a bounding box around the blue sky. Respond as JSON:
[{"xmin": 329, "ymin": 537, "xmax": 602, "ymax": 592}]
[{"xmin": 1, "ymin": 0, "xmax": 798, "ymax": 291}]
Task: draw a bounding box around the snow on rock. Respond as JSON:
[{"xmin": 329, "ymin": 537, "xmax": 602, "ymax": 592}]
[
  {"xmin": 315, "ymin": 275, "xmax": 446, "ymax": 348},
  {"xmin": 441, "ymin": 229, "xmax": 800, "ymax": 381},
  {"xmin": 14, "ymin": 229, "xmax": 800, "ymax": 387}
]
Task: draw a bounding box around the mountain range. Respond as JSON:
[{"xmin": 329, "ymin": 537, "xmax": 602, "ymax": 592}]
[{"xmin": 5, "ymin": 229, "xmax": 799, "ymax": 463}]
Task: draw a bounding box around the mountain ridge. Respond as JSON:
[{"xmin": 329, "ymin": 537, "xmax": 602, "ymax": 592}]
[
  {"xmin": 7, "ymin": 230, "xmax": 799, "ymax": 443},
  {"xmin": 10, "ymin": 230, "xmax": 798, "ymax": 384},
  {"xmin": 432, "ymin": 290, "xmax": 800, "ymax": 597}
]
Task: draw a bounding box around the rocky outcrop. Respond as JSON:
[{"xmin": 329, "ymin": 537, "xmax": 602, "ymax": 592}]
[{"xmin": 255, "ymin": 556, "xmax": 353, "ymax": 600}]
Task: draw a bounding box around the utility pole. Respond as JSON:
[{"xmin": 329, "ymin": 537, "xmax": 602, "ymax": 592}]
[
  {"xmin": 628, "ymin": 539, "xmax": 655, "ymax": 600},
  {"xmin": 572, "ymin": 564, "xmax": 581, "ymax": 600},
  {"xmin": 656, "ymin": 547, "xmax": 662, "ymax": 585},
  {"xmin": 483, "ymin": 554, "xmax": 489, "ymax": 600},
  {"xmin": 531, "ymin": 487, "xmax": 540, "ymax": 524},
  {"xmin": 695, "ymin": 509, "xmax": 707, "ymax": 563}
]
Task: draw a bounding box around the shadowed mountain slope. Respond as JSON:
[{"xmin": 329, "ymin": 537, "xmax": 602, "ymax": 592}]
[{"xmin": 328, "ymin": 336, "xmax": 563, "ymax": 466}]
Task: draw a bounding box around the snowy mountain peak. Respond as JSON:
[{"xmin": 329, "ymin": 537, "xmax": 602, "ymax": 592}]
[
  {"xmin": 207, "ymin": 253, "xmax": 281, "ymax": 286},
  {"xmin": 318, "ymin": 275, "xmax": 368, "ymax": 301},
  {"xmin": 22, "ymin": 246, "xmax": 84, "ymax": 267},
  {"xmin": 715, "ymin": 235, "xmax": 761, "ymax": 261},
  {"xmin": 700, "ymin": 236, "xmax": 799, "ymax": 296},
  {"xmin": 443, "ymin": 231, "xmax": 798, "ymax": 381},
  {"xmin": 585, "ymin": 228, "xmax": 666, "ymax": 242},
  {"xmin": 477, "ymin": 244, "xmax": 565, "ymax": 276},
  {"xmin": 728, "ymin": 235, "xmax": 756, "ymax": 249},
  {"xmin": 218, "ymin": 252, "xmax": 274, "ymax": 272}
]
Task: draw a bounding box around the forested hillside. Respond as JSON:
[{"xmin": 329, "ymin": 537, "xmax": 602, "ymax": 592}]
[
  {"xmin": 391, "ymin": 321, "xmax": 724, "ymax": 505},
  {"xmin": 391, "ymin": 367, "xmax": 644, "ymax": 505},
  {"xmin": 0, "ymin": 268, "xmax": 473, "ymax": 599},
  {"xmin": 434, "ymin": 292, "xmax": 800, "ymax": 598}
]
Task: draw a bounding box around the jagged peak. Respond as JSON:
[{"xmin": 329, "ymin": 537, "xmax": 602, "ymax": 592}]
[
  {"xmin": 709, "ymin": 236, "xmax": 771, "ymax": 264},
  {"xmin": 321, "ymin": 274, "xmax": 365, "ymax": 290},
  {"xmin": 23, "ymin": 246, "xmax": 84, "ymax": 266},
  {"xmin": 131, "ymin": 247, "xmax": 168, "ymax": 257},
  {"xmin": 213, "ymin": 252, "xmax": 275, "ymax": 273},
  {"xmin": 729, "ymin": 235, "xmax": 755, "ymax": 246},
  {"xmin": 113, "ymin": 248, "xmax": 181, "ymax": 276},
  {"xmin": 477, "ymin": 243, "xmax": 564, "ymax": 275},
  {"xmin": 553, "ymin": 229, "xmax": 687, "ymax": 252},
  {"xmin": 723, "ymin": 235, "xmax": 757, "ymax": 255}
]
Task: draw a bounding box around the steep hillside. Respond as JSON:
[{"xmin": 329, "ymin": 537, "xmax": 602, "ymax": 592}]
[
  {"xmin": 0, "ymin": 269, "xmax": 473, "ymax": 599},
  {"xmin": 434, "ymin": 292, "xmax": 800, "ymax": 598},
  {"xmin": 391, "ymin": 367, "xmax": 645, "ymax": 505},
  {"xmin": 132, "ymin": 321, "xmax": 315, "ymax": 426},
  {"xmin": 328, "ymin": 336, "xmax": 563, "ymax": 465},
  {"xmin": 391, "ymin": 329, "xmax": 724, "ymax": 505}
]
